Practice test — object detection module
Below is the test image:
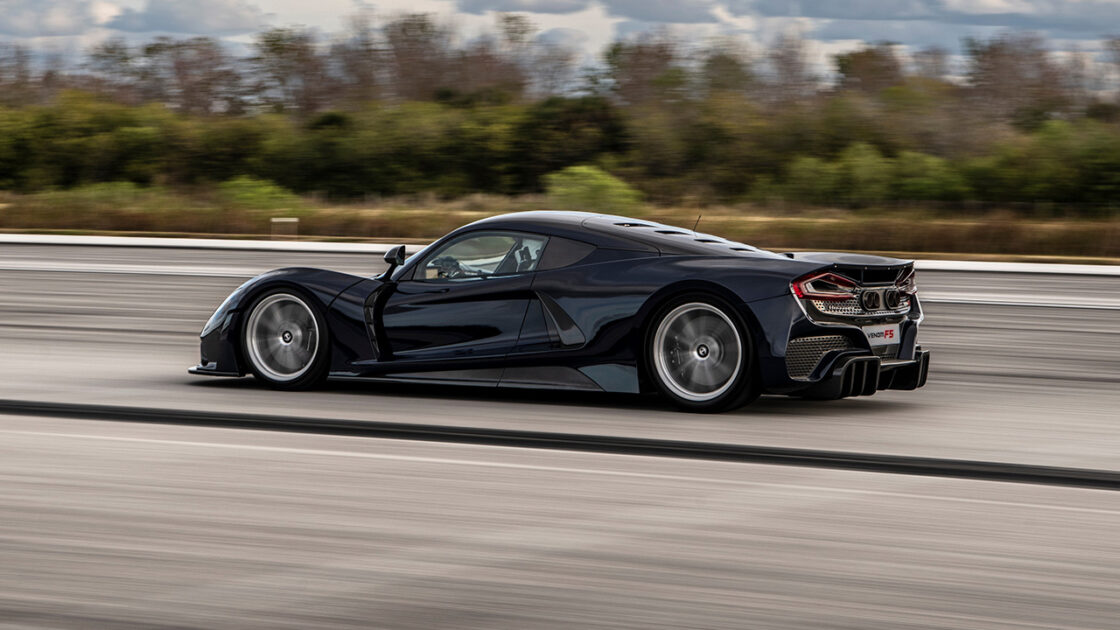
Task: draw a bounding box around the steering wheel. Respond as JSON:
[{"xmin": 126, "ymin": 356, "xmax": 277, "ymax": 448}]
[{"xmin": 430, "ymin": 255, "xmax": 464, "ymax": 279}]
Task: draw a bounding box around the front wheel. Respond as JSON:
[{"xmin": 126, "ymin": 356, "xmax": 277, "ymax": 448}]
[
  {"xmin": 647, "ymin": 296, "xmax": 759, "ymax": 412},
  {"xmin": 242, "ymin": 289, "xmax": 329, "ymax": 390}
]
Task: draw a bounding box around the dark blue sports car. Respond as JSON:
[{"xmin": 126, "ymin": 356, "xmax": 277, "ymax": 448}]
[{"xmin": 191, "ymin": 211, "xmax": 929, "ymax": 412}]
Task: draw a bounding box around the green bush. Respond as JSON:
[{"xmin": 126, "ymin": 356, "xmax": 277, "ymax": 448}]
[
  {"xmin": 784, "ymin": 156, "xmax": 839, "ymax": 204},
  {"xmin": 545, "ymin": 165, "xmax": 641, "ymax": 213},
  {"xmin": 217, "ymin": 176, "xmax": 306, "ymax": 213},
  {"xmin": 836, "ymin": 142, "xmax": 892, "ymax": 206},
  {"xmin": 2, "ymin": 90, "xmax": 1120, "ymax": 212},
  {"xmin": 893, "ymin": 151, "xmax": 970, "ymax": 201}
]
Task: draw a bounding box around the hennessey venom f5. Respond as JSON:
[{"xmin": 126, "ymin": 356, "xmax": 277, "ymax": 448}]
[{"xmin": 190, "ymin": 211, "xmax": 929, "ymax": 412}]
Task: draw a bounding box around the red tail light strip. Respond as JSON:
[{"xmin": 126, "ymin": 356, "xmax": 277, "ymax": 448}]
[{"xmin": 791, "ymin": 272, "xmax": 859, "ymax": 302}]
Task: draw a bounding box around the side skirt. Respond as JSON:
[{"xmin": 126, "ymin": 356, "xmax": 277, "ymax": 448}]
[{"xmin": 330, "ymin": 364, "xmax": 641, "ymax": 393}]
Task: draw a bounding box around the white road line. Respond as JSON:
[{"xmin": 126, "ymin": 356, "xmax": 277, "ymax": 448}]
[
  {"xmin": 5, "ymin": 260, "xmax": 1116, "ymax": 310},
  {"xmin": 922, "ymin": 292, "xmax": 1120, "ymax": 310},
  {"xmin": 915, "ymin": 259, "xmax": 1120, "ymax": 276},
  {"xmin": 3, "ymin": 233, "xmax": 1119, "ymax": 275},
  {"xmin": 0, "ymin": 261, "xmax": 262, "ymax": 277},
  {"xmin": 0, "ymin": 233, "xmax": 397, "ymax": 253},
  {"xmin": 6, "ymin": 429, "xmax": 1120, "ymax": 514}
]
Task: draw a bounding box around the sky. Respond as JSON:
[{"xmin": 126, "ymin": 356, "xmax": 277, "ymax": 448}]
[{"xmin": 2, "ymin": 0, "xmax": 1119, "ymax": 68}]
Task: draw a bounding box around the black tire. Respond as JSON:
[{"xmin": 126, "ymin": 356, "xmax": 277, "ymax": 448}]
[
  {"xmin": 645, "ymin": 293, "xmax": 760, "ymax": 412},
  {"xmin": 241, "ymin": 287, "xmax": 330, "ymax": 390}
]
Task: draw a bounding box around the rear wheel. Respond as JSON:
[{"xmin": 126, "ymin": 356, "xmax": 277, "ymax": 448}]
[
  {"xmin": 647, "ymin": 296, "xmax": 759, "ymax": 412},
  {"xmin": 242, "ymin": 289, "xmax": 329, "ymax": 390}
]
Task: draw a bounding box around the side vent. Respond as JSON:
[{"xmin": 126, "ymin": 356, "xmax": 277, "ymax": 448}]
[{"xmin": 537, "ymin": 292, "xmax": 586, "ymax": 347}]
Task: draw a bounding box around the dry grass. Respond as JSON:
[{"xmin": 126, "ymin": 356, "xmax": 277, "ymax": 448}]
[{"xmin": 1, "ymin": 190, "xmax": 1117, "ymax": 259}]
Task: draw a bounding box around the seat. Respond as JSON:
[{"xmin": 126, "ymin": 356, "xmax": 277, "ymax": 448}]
[
  {"xmin": 494, "ymin": 248, "xmax": 520, "ymax": 275},
  {"xmin": 516, "ymin": 247, "xmax": 534, "ymax": 272}
]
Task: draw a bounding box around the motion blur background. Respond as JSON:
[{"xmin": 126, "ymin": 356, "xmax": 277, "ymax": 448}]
[
  {"xmin": 2, "ymin": 1, "xmax": 1120, "ymax": 628},
  {"xmin": 0, "ymin": 2, "xmax": 1119, "ymax": 255}
]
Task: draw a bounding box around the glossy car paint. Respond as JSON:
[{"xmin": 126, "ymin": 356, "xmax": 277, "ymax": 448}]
[{"xmin": 193, "ymin": 211, "xmax": 927, "ymax": 396}]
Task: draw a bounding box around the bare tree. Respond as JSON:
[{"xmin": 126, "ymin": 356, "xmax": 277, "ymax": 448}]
[
  {"xmin": 527, "ymin": 41, "xmax": 577, "ymax": 97},
  {"xmin": 87, "ymin": 38, "xmax": 139, "ymax": 104},
  {"xmin": 699, "ymin": 39, "xmax": 753, "ymax": 95},
  {"xmin": 604, "ymin": 32, "xmax": 683, "ymax": 105},
  {"xmin": 119, "ymin": 37, "xmax": 245, "ymax": 115},
  {"xmin": 963, "ymin": 32, "xmax": 1067, "ymax": 125},
  {"xmin": 330, "ymin": 11, "xmax": 382, "ymax": 105},
  {"xmin": 766, "ymin": 32, "xmax": 816, "ymax": 104},
  {"xmin": 252, "ymin": 28, "xmax": 331, "ymax": 115},
  {"xmin": 494, "ymin": 13, "xmax": 576, "ymax": 98},
  {"xmin": 911, "ymin": 46, "xmax": 949, "ymax": 81},
  {"xmin": 37, "ymin": 53, "xmax": 68, "ymax": 103},
  {"xmin": 498, "ymin": 13, "xmax": 534, "ymax": 50},
  {"xmin": 0, "ymin": 43, "xmax": 35, "ymax": 106},
  {"xmin": 1106, "ymin": 36, "xmax": 1120, "ymax": 104},
  {"xmin": 834, "ymin": 42, "xmax": 903, "ymax": 93},
  {"xmin": 383, "ymin": 14, "xmax": 454, "ymax": 101},
  {"xmin": 455, "ymin": 35, "xmax": 526, "ymax": 103},
  {"xmin": 1060, "ymin": 44, "xmax": 1093, "ymax": 113}
]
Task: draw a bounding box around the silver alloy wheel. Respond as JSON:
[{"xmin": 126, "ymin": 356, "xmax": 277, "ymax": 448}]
[
  {"xmin": 245, "ymin": 293, "xmax": 319, "ymax": 382},
  {"xmin": 652, "ymin": 302, "xmax": 743, "ymax": 402}
]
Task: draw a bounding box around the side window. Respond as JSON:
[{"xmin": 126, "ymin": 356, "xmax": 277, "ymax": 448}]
[
  {"xmin": 537, "ymin": 236, "xmax": 596, "ymax": 271},
  {"xmin": 421, "ymin": 233, "xmax": 549, "ymax": 281}
]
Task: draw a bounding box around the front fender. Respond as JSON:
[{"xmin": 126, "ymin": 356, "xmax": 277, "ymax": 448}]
[{"xmin": 197, "ymin": 267, "xmax": 366, "ymax": 375}]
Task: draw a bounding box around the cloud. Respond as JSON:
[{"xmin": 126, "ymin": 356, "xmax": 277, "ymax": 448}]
[
  {"xmin": 0, "ymin": 0, "xmax": 102, "ymax": 36},
  {"xmin": 603, "ymin": 0, "xmax": 718, "ymax": 23},
  {"xmin": 729, "ymin": 0, "xmax": 1120, "ymax": 38},
  {"xmin": 813, "ymin": 18, "xmax": 998, "ymax": 49},
  {"xmin": 939, "ymin": 3, "xmax": 1120, "ymax": 35},
  {"xmin": 107, "ymin": 0, "xmax": 266, "ymax": 34},
  {"xmin": 455, "ymin": 0, "xmax": 720, "ymax": 25},
  {"xmin": 537, "ymin": 26, "xmax": 589, "ymax": 47},
  {"xmin": 740, "ymin": 0, "xmax": 940, "ymax": 21},
  {"xmin": 455, "ymin": 0, "xmax": 592, "ymax": 14}
]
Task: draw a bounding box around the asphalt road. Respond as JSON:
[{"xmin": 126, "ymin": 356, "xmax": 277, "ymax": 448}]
[
  {"xmin": 1, "ymin": 244, "xmax": 1118, "ymax": 468},
  {"xmin": 2, "ymin": 242, "xmax": 1120, "ymax": 628},
  {"xmin": 3, "ymin": 414, "xmax": 1120, "ymax": 630}
]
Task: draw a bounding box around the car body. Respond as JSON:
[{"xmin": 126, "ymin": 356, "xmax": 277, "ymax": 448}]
[{"xmin": 190, "ymin": 211, "xmax": 929, "ymax": 411}]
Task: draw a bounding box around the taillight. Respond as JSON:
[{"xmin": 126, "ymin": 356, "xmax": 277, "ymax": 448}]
[
  {"xmin": 791, "ymin": 271, "xmax": 858, "ymax": 301},
  {"xmin": 897, "ymin": 269, "xmax": 917, "ymax": 295}
]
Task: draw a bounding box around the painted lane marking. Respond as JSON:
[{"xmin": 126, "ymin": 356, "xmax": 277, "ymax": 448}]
[
  {"xmin": 3, "ymin": 234, "xmax": 1120, "ymax": 275},
  {"xmin": 0, "ymin": 233, "xmax": 397, "ymax": 253},
  {"xmin": 922, "ymin": 292, "xmax": 1120, "ymax": 310},
  {"xmin": 0, "ymin": 261, "xmax": 263, "ymax": 277},
  {"xmin": 5, "ymin": 428, "xmax": 1120, "ymax": 515}
]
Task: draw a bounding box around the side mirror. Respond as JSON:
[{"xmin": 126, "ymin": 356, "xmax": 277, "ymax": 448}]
[{"xmin": 382, "ymin": 244, "xmax": 406, "ymax": 277}]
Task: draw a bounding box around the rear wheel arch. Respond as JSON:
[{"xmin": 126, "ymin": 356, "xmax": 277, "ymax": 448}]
[
  {"xmin": 634, "ymin": 281, "xmax": 763, "ymax": 363},
  {"xmin": 634, "ymin": 282, "xmax": 762, "ymax": 410}
]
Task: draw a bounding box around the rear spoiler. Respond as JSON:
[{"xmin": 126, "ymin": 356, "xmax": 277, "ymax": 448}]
[{"xmin": 783, "ymin": 252, "xmax": 913, "ymax": 285}]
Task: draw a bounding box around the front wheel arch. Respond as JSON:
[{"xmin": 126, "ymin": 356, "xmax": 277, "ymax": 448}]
[{"xmin": 239, "ymin": 286, "xmax": 332, "ymax": 390}]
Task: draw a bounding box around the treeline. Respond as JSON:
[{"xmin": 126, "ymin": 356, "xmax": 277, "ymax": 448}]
[{"xmin": 2, "ymin": 16, "xmax": 1120, "ymax": 210}]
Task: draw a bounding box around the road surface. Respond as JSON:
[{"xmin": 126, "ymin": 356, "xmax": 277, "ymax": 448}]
[{"xmin": 1, "ymin": 242, "xmax": 1119, "ymax": 629}]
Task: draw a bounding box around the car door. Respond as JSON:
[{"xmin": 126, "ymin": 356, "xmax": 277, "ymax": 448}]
[{"xmin": 380, "ymin": 231, "xmax": 548, "ymax": 362}]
